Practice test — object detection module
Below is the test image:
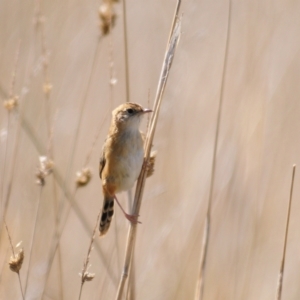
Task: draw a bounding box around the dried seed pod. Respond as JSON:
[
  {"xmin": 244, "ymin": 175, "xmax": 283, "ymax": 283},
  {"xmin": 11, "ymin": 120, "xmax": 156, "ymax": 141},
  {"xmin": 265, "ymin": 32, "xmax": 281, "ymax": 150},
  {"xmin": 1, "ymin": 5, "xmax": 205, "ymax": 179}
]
[
  {"xmin": 9, "ymin": 248, "xmax": 24, "ymax": 273},
  {"xmin": 43, "ymin": 82, "xmax": 53, "ymax": 96},
  {"xmin": 39, "ymin": 156, "xmax": 54, "ymax": 173},
  {"xmin": 99, "ymin": 2, "xmax": 116, "ymax": 35},
  {"xmin": 146, "ymin": 151, "xmax": 157, "ymax": 178},
  {"xmin": 36, "ymin": 169, "xmax": 46, "ymax": 186},
  {"xmin": 3, "ymin": 96, "xmax": 18, "ymax": 111},
  {"xmin": 76, "ymin": 168, "xmax": 92, "ymax": 187},
  {"xmin": 35, "ymin": 156, "xmax": 54, "ymax": 185},
  {"xmin": 80, "ymin": 271, "xmax": 95, "ymax": 282}
]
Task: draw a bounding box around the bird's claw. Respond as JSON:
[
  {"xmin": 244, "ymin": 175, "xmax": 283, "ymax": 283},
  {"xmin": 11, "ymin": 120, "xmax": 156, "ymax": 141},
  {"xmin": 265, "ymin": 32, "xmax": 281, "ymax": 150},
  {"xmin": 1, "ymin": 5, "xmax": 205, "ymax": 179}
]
[{"xmin": 124, "ymin": 213, "xmax": 141, "ymax": 224}]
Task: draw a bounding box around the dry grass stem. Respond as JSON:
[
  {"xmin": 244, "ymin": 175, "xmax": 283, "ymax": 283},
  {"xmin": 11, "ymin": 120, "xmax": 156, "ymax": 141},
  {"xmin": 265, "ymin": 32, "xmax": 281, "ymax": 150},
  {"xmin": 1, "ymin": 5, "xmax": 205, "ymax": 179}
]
[
  {"xmin": 0, "ymin": 113, "xmax": 11, "ymax": 217},
  {"xmin": 78, "ymin": 212, "xmax": 101, "ymax": 300},
  {"xmin": 194, "ymin": 1, "xmax": 232, "ymax": 299},
  {"xmin": 0, "ymin": 110, "xmax": 21, "ymax": 233},
  {"xmin": 5, "ymin": 222, "xmax": 16, "ymax": 257},
  {"xmin": 276, "ymin": 165, "xmax": 296, "ymax": 300},
  {"xmin": 58, "ymin": 35, "xmax": 100, "ymax": 219},
  {"xmin": 32, "ymin": 5, "xmax": 63, "ymax": 295},
  {"xmin": 56, "ymin": 125, "xmax": 105, "ymax": 236},
  {"xmin": 19, "ymin": 116, "xmax": 117, "ymax": 284},
  {"xmin": 4, "ymin": 222, "xmax": 25, "ymax": 300},
  {"xmin": 2, "ymin": 1, "xmax": 300, "ymax": 299},
  {"xmin": 42, "ymin": 117, "xmax": 111, "ymax": 294},
  {"xmin": 125, "ymin": 250, "xmax": 136, "ymax": 300},
  {"xmin": 125, "ymin": 190, "xmax": 135, "ymax": 300},
  {"xmin": 8, "ymin": 41, "xmax": 21, "ymax": 99},
  {"xmin": 1, "ymin": 41, "xmax": 21, "ymax": 216},
  {"xmin": 84, "ymin": 121, "xmax": 108, "ymax": 167},
  {"xmin": 35, "ymin": 3, "xmax": 52, "ymax": 138},
  {"xmin": 108, "ymin": 27, "xmax": 117, "ymax": 109},
  {"xmin": 122, "ymin": 0, "xmax": 130, "ymax": 102},
  {"xmin": 114, "ymin": 2, "xmax": 181, "ymax": 299},
  {"xmin": 76, "ymin": 114, "xmax": 110, "ymax": 188},
  {"xmin": 47, "ymin": 34, "xmax": 102, "ymax": 292},
  {"xmin": 24, "ymin": 186, "xmax": 43, "ymax": 296}
]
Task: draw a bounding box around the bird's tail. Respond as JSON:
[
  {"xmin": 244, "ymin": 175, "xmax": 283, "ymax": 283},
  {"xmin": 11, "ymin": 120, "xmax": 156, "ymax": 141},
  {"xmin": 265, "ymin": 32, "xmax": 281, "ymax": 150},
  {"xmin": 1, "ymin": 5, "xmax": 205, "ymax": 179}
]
[{"xmin": 99, "ymin": 195, "xmax": 114, "ymax": 236}]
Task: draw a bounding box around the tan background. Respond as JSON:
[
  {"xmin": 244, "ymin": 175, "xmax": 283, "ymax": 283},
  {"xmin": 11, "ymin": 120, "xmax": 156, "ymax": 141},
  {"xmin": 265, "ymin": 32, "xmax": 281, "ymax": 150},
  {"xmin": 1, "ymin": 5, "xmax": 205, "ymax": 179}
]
[{"xmin": 1, "ymin": 0, "xmax": 300, "ymax": 299}]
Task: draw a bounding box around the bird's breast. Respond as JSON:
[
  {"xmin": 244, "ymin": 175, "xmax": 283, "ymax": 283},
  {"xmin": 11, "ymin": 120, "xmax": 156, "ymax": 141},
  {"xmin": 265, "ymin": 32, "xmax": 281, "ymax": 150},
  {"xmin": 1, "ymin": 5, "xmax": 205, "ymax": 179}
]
[{"xmin": 103, "ymin": 130, "xmax": 144, "ymax": 193}]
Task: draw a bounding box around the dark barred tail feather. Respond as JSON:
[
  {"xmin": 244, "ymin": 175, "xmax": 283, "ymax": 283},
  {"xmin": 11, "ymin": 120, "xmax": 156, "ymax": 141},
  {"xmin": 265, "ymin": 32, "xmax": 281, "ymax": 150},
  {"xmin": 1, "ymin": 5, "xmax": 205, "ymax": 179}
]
[{"xmin": 99, "ymin": 196, "xmax": 114, "ymax": 236}]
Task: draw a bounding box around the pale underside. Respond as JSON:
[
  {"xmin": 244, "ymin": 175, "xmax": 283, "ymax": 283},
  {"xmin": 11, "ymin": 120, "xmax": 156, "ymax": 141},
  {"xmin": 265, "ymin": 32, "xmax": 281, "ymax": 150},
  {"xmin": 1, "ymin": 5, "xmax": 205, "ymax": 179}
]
[{"xmin": 100, "ymin": 129, "xmax": 144, "ymax": 194}]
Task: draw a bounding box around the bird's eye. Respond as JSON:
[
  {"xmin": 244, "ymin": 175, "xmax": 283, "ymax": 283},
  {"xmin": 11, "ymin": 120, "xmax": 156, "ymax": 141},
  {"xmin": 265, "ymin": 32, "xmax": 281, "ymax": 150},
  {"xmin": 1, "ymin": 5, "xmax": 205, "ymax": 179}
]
[{"xmin": 127, "ymin": 108, "xmax": 134, "ymax": 114}]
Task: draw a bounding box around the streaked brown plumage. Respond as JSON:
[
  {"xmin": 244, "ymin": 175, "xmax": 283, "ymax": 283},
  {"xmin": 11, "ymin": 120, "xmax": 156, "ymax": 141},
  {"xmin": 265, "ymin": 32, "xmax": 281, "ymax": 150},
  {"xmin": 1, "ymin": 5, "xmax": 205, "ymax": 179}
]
[{"xmin": 99, "ymin": 103, "xmax": 152, "ymax": 236}]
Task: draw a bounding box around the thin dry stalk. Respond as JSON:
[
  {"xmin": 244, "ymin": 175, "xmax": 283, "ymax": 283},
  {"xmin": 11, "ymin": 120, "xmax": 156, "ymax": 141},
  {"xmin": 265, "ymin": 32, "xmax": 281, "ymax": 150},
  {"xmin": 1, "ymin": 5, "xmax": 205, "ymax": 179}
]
[
  {"xmin": 41, "ymin": 117, "xmax": 110, "ymax": 296},
  {"xmin": 57, "ymin": 36, "xmax": 101, "ymax": 228},
  {"xmin": 4, "ymin": 222, "xmax": 25, "ymax": 300},
  {"xmin": 47, "ymin": 118, "xmax": 64, "ymax": 299},
  {"xmin": 1, "ymin": 114, "xmax": 11, "ymax": 214},
  {"xmin": 44, "ymin": 33, "xmax": 102, "ymax": 295},
  {"xmin": 114, "ymin": 3, "xmax": 181, "ymax": 299},
  {"xmin": 107, "ymin": 29, "xmax": 125, "ymax": 272},
  {"xmin": 1, "ymin": 103, "xmax": 25, "ymax": 234},
  {"xmin": 19, "ymin": 115, "xmax": 117, "ymax": 283},
  {"xmin": 33, "ymin": 4, "xmax": 64, "ymax": 296},
  {"xmin": 276, "ymin": 165, "xmax": 296, "ymax": 300},
  {"xmin": 24, "ymin": 186, "xmax": 43, "ymax": 296},
  {"xmin": 25, "ymin": 149, "xmax": 53, "ymax": 296},
  {"xmin": 8, "ymin": 41, "xmax": 21, "ymax": 99},
  {"xmin": 1, "ymin": 41, "xmax": 21, "ymax": 216},
  {"xmin": 34, "ymin": 0, "xmax": 52, "ymax": 138},
  {"xmin": 107, "ymin": 29, "xmax": 131, "ymax": 294},
  {"xmin": 0, "ymin": 43, "xmax": 37, "ymax": 247},
  {"xmin": 78, "ymin": 212, "xmax": 101, "ymax": 300},
  {"xmin": 125, "ymin": 247, "xmax": 136, "ymax": 300},
  {"xmin": 56, "ymin": 119, "xmax": 106, "ymax": 235},
  {"xmin": 0, "ymin": 44, "xmax": 21, "ymax": 268},
  {"xmin": 125, "ymin": 189, "xmax": 135, "ymax": 300},
  {"xmin": 125, "ymin": 89, "xmax": 152, "ymax": 299},
  {"xmin": 98, "ymin": 244, "xmax": 119, "ymax": 298},
  {"xmin": 54, "ymin": 116, "xmax": 107, "ymax": 241},
  {"xmin": 194, "ymin": 1, "xmax": 232, "ymax": 299},
  {"xmin": 125, "ymin": 89, "xmax": 151, "ymax": 300},
  {"xmin": 122, "ymin": 0, "xmax": 130, "ymax": 102},
  {"xmin": 40, "ymin": 186, "xmax": 78, "ymax": 298},
  {"xmin": 84, "ymin": 121, "xmax": 108, "ymax": 167},
  {"xmin": 108, "ymin": 25, "xmax": 116, "ymax": 109}
]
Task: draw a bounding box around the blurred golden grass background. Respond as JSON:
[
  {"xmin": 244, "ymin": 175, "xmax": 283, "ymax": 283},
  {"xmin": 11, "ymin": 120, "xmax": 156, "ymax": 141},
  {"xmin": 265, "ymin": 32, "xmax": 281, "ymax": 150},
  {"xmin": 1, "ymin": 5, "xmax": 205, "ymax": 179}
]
[{"xmin": 1, "ymin": 0, "xmax": 300, "ymax": 299}]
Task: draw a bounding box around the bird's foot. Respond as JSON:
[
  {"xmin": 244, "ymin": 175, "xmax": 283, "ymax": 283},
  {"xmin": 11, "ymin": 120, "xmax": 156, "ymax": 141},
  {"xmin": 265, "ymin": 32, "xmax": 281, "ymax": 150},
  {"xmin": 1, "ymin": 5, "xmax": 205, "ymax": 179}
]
[{"xmin": 124, "ymin": 212, "xmax": 141, "ymax": 224}]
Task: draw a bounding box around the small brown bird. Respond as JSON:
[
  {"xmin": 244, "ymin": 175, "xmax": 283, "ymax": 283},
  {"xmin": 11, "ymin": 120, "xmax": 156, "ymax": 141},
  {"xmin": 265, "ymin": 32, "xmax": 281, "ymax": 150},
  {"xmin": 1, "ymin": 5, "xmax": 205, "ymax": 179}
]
[{"xmin": 99, "ymin": 103, "xmax": 152, "ymax": 236}]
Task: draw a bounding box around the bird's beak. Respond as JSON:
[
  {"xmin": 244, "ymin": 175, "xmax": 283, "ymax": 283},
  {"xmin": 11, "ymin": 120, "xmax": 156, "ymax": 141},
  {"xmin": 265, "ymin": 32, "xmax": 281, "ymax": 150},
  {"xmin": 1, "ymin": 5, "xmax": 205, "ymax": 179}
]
[{"xmin": 142, "ymin": 108, "xmax": 152, "ymax": 113}]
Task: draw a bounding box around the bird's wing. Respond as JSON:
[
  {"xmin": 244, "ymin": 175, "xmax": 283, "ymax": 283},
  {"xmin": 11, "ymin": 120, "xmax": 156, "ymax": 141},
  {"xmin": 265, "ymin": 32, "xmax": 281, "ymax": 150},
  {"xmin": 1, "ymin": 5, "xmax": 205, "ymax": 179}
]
[{"xmin": 99, "ymin": 144, "xmax": 106, "ymax": 179}]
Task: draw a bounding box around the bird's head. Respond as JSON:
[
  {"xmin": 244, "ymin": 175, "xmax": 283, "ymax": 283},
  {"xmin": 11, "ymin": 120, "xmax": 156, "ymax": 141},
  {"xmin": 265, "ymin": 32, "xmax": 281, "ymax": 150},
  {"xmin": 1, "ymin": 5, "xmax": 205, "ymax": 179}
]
[{"xmin": 112, "ymin": 103, "xmax": 152, "ymax": 130}]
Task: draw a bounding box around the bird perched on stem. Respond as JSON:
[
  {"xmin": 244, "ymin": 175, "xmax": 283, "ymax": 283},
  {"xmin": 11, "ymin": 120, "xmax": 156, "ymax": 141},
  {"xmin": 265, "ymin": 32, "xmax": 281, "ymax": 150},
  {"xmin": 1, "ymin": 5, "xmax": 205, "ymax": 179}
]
[{"xmin": 99, "ymin": 103, "xmax": 153, "ymax": 236}]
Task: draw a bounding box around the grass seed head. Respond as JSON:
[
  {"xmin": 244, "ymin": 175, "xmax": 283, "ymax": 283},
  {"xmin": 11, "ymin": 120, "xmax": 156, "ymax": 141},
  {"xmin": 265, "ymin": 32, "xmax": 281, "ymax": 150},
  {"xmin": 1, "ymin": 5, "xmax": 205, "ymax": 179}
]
[
  {"xmin": 36, "ymin": 156, "xmax": 54, "ymax": 185},
  {"xmin": 146, "ymin": 151, "xmax": 157, "ymax": 178},
  {"xmin": 3, "ymin": 96, "xmax": 18, "ymax": 111},
  {"xmin": 9, "ymin": 248, "xmax": 24, "ymax": 273},
  {"xmin": 99, "ymin": 2, "xmax": 116, "ymax": 35},
  {"xmin": 80, "ymin": 271, "xmax": 95, "ymax": 282},
  {"xmin": 76, "ymin": 167, "xmax": 92, "ymax": 187},
  {"xmin": 43, "ymin": 82, "xmax": 53, "ymax": 96}
]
